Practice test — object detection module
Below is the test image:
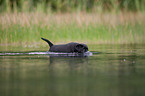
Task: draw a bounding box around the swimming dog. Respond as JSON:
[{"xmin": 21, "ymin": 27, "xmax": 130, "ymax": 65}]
[{"xmin": 41, "ymin": 38, "xmax": 88, "ymax": 53}]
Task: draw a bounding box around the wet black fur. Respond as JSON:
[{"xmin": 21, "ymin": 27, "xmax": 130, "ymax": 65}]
[{"xmin": 41, "ymin": 38, "xmax": 88, "ymax": 53}]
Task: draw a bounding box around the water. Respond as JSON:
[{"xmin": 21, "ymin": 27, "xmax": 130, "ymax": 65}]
[{"xmin": 0, "ymin": 44, "xmax": 145, "ymax": 96}]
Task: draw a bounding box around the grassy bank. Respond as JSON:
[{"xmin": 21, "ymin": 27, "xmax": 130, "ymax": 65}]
[{"xmin": 0, "ymin": 12, "xmax": 145, "ymax": 45}]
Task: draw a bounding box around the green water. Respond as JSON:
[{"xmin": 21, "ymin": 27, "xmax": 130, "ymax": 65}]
[{"xmin": 0, "ymin": 44, "xmax": 145, "ymax": 96}]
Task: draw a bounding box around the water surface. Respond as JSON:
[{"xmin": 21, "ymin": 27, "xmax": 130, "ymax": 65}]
[{"xmin": 0, "ymin": 44, "xmax": 145, "ymax": 96}]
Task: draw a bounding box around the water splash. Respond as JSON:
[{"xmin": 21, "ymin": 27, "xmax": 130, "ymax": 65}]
[
  {"xmin": 0, "ymin": 51, "xmax": 93, "ymax": 57},
  {"xmin": 48, "ymin": 51, "xmax": 93, "ymax": 57}
]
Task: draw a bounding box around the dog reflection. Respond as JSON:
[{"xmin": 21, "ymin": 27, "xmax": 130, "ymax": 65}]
[{"xmin": 48, "ymin": 56, "xmax": 88, "ymax": 70}]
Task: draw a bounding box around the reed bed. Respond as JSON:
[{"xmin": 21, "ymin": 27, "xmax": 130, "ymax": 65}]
[
  {"xmin": 0, "ymin": 12, "xmax": 145, "ymax": 45},
  {"xmin": 0, "ymin": 12, "xmax": 144, "ymax": 27}
]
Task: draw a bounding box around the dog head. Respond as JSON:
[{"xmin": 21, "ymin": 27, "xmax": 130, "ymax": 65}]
[{"xmin": 74, "ymin": 44, "xmax": 88, "ymax": 53}]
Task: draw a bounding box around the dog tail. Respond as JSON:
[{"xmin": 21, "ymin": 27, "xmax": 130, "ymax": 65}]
[{"xmin": 41, "ymin": 38, "xmax": 53, "ymax": 47}]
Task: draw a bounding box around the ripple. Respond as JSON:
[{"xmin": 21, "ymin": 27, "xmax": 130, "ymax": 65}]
[{"xmin": 0, "ymin": 51, "xmax": 94, "ymax": 57}]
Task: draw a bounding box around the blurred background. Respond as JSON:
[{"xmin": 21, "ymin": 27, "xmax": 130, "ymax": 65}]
[
  {"xmin": 0, "ymin": 0, "xmax": 145, "ymax": 46},
  {"xmin": 1, "ymin": 1, "xmax": 145, "ymax": 96},
  {"xmin": 0, "ymin": 0, "xmax": 145, "ymax": 12}
]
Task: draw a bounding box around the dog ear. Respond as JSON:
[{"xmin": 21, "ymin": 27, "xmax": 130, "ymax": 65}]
[
  {"xmin": 74, "ymin": 44, "xmax": 84, "ymax": 53},
  {"xmin": 75, "ymin": 44, "xmax": 88, "ymax": 53},
  {"xmin": 81, "ymin": 44, "xmax": 88, "ymax": 51}
]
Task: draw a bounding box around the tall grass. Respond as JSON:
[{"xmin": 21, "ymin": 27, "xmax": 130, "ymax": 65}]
[
  {"xmin": 0, "ymin": 12, "xmax": 145, "ymax": 45},
  {"xmin": 0, "ymin": 0, "xmax": 145, "ymax": 12}
]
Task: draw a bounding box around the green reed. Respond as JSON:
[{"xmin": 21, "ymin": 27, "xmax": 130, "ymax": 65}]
[
  {"xmin": 0, "ymin": 22, "xmax": 145, "ymax": 45},
  {"xmin": 0, "ymin": 12, "xmax": 145, "ymax": 45}
]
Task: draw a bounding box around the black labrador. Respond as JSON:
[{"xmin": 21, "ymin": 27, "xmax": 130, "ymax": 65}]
[{"xmin": 41, "ymin": 38, "xmax": 88, "ymax": 53}]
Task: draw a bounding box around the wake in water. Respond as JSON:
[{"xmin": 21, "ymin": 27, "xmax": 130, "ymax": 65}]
[{"xmin": 0, "ymin": 51, "xmax": 93, "ymax": 57}]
